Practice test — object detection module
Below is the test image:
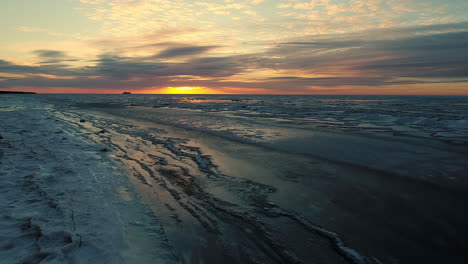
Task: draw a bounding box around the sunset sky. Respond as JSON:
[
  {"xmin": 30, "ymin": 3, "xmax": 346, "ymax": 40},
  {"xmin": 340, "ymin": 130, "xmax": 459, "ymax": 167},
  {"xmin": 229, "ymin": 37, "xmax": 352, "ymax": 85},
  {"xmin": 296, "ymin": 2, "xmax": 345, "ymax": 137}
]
[{"xmin": 1, "ymin": 0, "xmax": 468, "ymax": 94}]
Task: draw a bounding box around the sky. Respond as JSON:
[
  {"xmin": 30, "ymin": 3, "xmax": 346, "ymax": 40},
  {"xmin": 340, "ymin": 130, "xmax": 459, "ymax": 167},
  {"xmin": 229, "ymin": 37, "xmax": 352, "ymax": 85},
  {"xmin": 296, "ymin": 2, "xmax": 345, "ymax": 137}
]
[{"xmin": 1, "ymin": 0, "xmax": 468, "ymax": 94}]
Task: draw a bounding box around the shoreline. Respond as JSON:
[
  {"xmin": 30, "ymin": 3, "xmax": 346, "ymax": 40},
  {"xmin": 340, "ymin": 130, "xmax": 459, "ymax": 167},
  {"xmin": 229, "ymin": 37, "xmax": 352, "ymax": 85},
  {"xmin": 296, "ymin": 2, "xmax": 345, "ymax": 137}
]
[
  {"xmin": 55, "ymin": 100, "xmax": 468, "ymax": 263},
  {"xmin": 1, "ymin": 95, "xmax": 468, "ymax": 263},
  {"xmin": 0, "ymin": 91, "xmax": 37, "ymax": 94}
]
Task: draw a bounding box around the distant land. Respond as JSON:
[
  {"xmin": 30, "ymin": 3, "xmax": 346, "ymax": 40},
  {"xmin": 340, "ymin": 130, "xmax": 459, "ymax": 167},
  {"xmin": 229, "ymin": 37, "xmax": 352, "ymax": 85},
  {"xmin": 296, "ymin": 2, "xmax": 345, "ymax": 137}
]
[{"xmin": 0, "ymin": 91, "xmax": 37, "ymax": 94}]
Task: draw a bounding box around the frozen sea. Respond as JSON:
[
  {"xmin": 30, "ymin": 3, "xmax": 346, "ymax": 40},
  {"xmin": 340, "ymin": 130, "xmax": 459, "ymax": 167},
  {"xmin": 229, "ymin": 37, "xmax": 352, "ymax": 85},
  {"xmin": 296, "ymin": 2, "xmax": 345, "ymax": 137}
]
[{"xmin": 1, "ymin": 94, "xmax": 468, "ymax": 264}]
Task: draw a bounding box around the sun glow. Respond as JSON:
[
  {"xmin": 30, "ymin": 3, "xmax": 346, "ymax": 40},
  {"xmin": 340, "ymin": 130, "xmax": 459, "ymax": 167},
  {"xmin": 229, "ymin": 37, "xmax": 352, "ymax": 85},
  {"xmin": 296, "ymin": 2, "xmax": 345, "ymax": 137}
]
[{"xmin": 158, "ymin": 86, "xmax": 224, "ymax": 94}]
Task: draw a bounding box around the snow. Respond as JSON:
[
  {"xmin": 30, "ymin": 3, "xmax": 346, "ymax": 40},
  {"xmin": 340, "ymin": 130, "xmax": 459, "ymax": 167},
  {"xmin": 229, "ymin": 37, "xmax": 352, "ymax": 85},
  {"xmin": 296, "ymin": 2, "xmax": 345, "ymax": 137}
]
[{"xmin": 0, "ymin": 96, "xmax": 175, "ymax": 264}]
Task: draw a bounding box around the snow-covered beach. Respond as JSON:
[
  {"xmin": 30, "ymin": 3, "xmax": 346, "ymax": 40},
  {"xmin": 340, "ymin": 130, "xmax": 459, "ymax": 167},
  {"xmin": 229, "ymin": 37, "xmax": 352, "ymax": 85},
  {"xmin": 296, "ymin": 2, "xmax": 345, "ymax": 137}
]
[
  {"xmin": 0, "ymin": 95, "xmax": 176, "ymax": 263},
  {"xmin": 1, "ymin": 94, "xmax": 468, "ymax": 264}
]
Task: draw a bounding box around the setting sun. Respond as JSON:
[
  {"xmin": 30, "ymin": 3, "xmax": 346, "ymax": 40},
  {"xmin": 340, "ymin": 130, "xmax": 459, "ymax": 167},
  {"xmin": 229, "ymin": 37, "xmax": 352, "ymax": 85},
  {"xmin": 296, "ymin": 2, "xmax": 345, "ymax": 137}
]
[{"xmin": 158, "ymin": 86, "xmax": 224, "ymax": 94}]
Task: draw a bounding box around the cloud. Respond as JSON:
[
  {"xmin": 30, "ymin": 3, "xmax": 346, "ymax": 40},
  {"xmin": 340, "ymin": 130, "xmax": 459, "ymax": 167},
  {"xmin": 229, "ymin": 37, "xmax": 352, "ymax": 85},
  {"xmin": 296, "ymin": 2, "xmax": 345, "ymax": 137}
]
[
  {"xmin": 154, "ymin": 45, "xmax": 218, "ymax": 58},
  {"xmin": 250, "ymin": 0, "xmax": 264, "ymax": 5},
  {"xmin": 279, "ymin": 40, "xmax": 363, "ymax": 48},
  {"xmin": 2, "ymin": 22, "xmax": 468, "ymax": 93},
  {"xmin": 0, "ymin": 59, "xmax": 42, "ymax": 74},
  {"xmin": 18, "ymin": 26, "xmax": 45, "ymax": 32},
  {"xmin": 31, "ymin": 50, "xmax": 80, "ymax": 65},
  {"xmin": 33, "ymin": 50, "xmax": 68, "ymax": 60},
  {"xmin": 79, "ymin": 0, "xmax": 105, "ymax": 4},
  {"xmin": 263, "ymin": 23, "xmax": 468, "ymax": 80},
  {"xmin": 33, "ymin": 50, "xmax": 67, "ymax": 58}
]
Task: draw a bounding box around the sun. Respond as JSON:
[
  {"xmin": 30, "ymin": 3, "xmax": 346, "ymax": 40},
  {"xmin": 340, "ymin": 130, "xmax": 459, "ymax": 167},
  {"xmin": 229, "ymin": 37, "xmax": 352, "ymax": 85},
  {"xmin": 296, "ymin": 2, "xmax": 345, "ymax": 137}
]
[
  {"xmin": 166, "ymin": 87, "xmax": 202, "ymax": 94},
  {"xmin": 157, "ymin": 86, "xmax": 224, "ymax": 94}
]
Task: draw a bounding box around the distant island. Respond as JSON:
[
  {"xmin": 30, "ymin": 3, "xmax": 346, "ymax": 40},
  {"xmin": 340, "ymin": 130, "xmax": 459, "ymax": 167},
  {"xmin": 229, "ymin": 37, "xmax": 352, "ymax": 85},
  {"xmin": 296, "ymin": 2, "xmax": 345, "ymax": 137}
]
[
  {"xmin": 122, "ymin": 91, "xmax": 132, "ymax": 94},
  {"xmin": 0, "ymin": 91, "xmax": 36, "ymax": 94}
]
